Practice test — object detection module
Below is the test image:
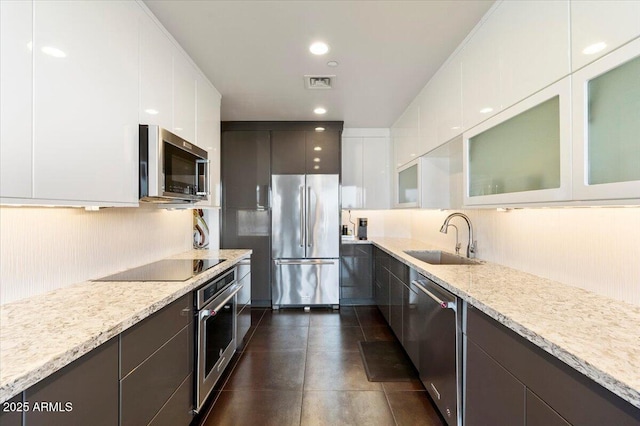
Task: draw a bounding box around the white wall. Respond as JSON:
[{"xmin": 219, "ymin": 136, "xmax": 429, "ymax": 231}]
[
  {"xmin": 0, "ymin": 206, "xmax": 220, "ymax": 304},
  {"xmin": 343, "ymin": 207, "xmax": 640, "ymax": 306}
]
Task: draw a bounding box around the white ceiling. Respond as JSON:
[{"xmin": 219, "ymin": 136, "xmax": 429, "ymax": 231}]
[{"xmin": 144, "ymin": 0, "xmax": 494, "ymax": 128}]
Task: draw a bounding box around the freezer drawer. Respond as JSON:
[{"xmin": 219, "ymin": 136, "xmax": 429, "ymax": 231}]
[{"xmin": 272, "ymin": 259, "xmax": 339, "ymax": 307}]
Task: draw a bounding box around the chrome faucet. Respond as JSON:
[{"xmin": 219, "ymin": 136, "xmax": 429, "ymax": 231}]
[{"xmin": 440, "ymin": 213, "xmax": 476, "ymax": 258}]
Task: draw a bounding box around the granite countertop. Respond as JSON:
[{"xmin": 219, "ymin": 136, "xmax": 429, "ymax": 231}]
[
  {"xmin": 0, "ymin": 248, "xmax": 251, "ymax": 404},
  {"xmin": 367, "ymin": 237, "xmax": 640, "ymax": 409}
]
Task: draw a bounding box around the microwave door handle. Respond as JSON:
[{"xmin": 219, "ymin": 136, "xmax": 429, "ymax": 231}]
[{"xmin": 195, "ymin": 159, "xmax": 209, "ymax": 196}]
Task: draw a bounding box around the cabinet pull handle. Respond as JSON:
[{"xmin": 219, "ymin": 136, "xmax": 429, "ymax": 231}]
[
  {"xmin": 411, "ymin": 280, "xmax": 456, "ymax": 311},
  {"xmin": 180, "ymin": 307, "xmax": 191, "ymax": 317},
  {"xmin": 307, "ymin": 186, "xmax": 312, "ymax": 247},
  {"xmin": 299, "ymin": 186, "xmax": 305, "ymax": 247}
]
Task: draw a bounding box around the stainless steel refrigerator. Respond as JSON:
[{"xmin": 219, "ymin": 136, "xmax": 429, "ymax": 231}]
[{"xmin": 271, "ymin": 174, "xmax": 340, "ymax": 308}]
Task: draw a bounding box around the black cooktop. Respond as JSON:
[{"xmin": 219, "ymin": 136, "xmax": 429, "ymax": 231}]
[{"xmin": 94, "ymin": 258, "xmax": 226, "ymax": 282}]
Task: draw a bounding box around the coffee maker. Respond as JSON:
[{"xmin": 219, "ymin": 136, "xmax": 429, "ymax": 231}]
[{"xmin": 357, "ymin": 218, "xmax": 368, "ymax": 240}]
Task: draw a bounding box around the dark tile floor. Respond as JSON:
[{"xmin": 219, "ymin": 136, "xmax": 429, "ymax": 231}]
[{"xmin": 198, "ymin": 306, "xmax": 445, "ymax": 426}]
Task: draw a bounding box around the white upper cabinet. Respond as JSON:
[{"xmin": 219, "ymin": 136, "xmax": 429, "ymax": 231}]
[
  {"xmin": 463, "ymin": 78, "xmax": 572, "ymax": 206},
  {"xmin": 196, "ymin": 75, "xmax": 222, "ymax": 207},
  {"xmin": 572, "ymin": 38, "xmax": 640, "ymax": 201},
  {"xmin": 392, "ymin": 103, "xmax": 420, "ymax": 168},
  {"xmin": 0, "ymin": 0, "xmax": 33, "ymax": 200},
  {"xmin": 461, "ymin": 1, "xmax": 570, "ymax": 131},
  {"xmin": 342, "ymin": 130, "xmax": 390, "ymax": 210},
  {"xmin": 341, "ymin": 137, "xmax": 363, "ymax": 209},
  {"xmin": 460, "ymin": 12, "xmax": 501, "ymax": 131},
  {"xmin": 32, "ymin": 0, "xmax": 139, "ymax": 205},
  {"xmin": 173, "ymin": 52, "xmax": 197, "ymax": 143},
  {"xmin": 496, "ymin": 0, "xmax": 570, "ymax": 109},
  {"xmin": 435, "ymin": 55, "xmax": 463, "ymax": 145},
  {"xmin": 571, "ymin": 0, "xmax": 640, "ymax": 71},
  {"xmin": 139, "ymin": 13, "xmax": 173, "ymax": 131},
  {"xmin": 418, "ymin": 82, "xmax": 438, "ymax": 155}
]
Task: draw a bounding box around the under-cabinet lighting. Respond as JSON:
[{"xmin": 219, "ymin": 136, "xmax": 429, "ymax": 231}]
[
  {"xmin": 583, "ymin": 42, "xmax": 607, "ymax": 55},
  {"xmin": 479, "ymin": 107, "xmax": 493, "ymax": 114},
  {"xmin": 41, "ymin": 46, "xmax": 66, "ymax": 58},
  {"xmin": 309, "ymin": 42, "xmax": 329, "ymax": 55}
]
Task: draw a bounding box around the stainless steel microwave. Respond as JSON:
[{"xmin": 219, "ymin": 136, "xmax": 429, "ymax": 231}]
[{"xmin": 139, "ymin": 125, "xmax": 209, "ymax": 203}]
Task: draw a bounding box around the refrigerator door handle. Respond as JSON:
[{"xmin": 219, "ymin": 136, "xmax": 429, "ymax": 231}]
[
  {"xmin": 299, "ymin": 185, "xmax": 305, "ymax": 247},
  {"xmin": 307, "ymin": 186, "xmax": 312, "ymax": 248},
  {"xmin": 275, "ymin": 259, "xmax": 337, "ymax": 266}
]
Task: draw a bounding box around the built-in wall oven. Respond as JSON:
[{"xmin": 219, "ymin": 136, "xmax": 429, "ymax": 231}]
[{"xmin": 195, "ymin": 268, "xmax": 242, "ymax": 412}]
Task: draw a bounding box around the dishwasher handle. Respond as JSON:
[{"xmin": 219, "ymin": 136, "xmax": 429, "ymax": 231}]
[{"xmin": 412, "ymin": 280, "xmax": 456, "ymax": 311}]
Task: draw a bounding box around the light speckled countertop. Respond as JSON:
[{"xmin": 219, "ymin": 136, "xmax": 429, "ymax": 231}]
[
  {"xmin": 0, "ymin": 248, "xmax": 251, "ymax": 404},
  {"xmin": 368, "ymin": 237, "xmax": 640, "ymax": 409}
]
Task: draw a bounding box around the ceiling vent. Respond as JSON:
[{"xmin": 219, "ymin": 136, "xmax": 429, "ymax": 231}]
[{"xmin": 305, "ymin": 75, "xmax": 335, "ymax": 89}]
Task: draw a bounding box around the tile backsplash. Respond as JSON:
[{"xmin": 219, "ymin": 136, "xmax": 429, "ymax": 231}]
[{"xmin": 344, "ymin": 207, "xmax": 640, "ymax": 306}]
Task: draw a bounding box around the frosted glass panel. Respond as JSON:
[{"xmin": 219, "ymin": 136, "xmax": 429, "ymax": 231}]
[
  {"xmin": 398, "ymin": 164, "xmax": 418, "ymax": 204},
  {"xmin": 469, "ymin": 97, "xmax": 560, "ymax": 196},
  {"xmin": 588, "ymin": 56, "xmax": 640, "ymax": 185}
]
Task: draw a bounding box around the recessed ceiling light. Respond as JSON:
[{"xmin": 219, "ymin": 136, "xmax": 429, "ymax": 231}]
[
  {"xmin": 145, "ymin": 109, "xmax": 159, "ymax": 115},
  {"xmin": 41, "ymin": 46, "xmax": 66, "ymax": 58},
  {"xmin": 314, "ymin": 107, "xmax": 327, "ymax": 115},
  {"xmin": 310, "ymin": 42, "xmax": 329, "ymax": 55},
  {"xmin": 582, "ymin": 42, "xmax": 607, "ymax": 55},
  {"xmin": 314, "ymin": 146, "xmax": 322, "ymax": 151},
  {"xmin": 313, "ymin": 158, "xmax": 321, "ymax": 162},
  {"xmin": 479, "ymin": 107, "xmax": 493, "ymax": 114},
  {"xmin": 314, "ymin": 165, "xmax": 320, "ymax": 170},
  {"xmin": 26, "ymin": 41, "xmax": 33, "ymax": 51},
  {"xmin": 327, "ymin": 61, "xmax": 339, "ymax": 67},
  {"xmin": 174, "ymin": 127, "xmax": 183, "ymax": 131},
  {"xmin": 315, "ymin": 127, "xmax": 325, "ymax": 132}
]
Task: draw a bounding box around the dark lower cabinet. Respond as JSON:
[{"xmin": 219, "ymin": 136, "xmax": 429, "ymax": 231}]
[
  {"xmin": 402, "ymin": 280, "xmax": 420, "ymax": 367},
  {"xmin": 120, "ymin": 294, "xmax": 194, "ymax": 426},
  {"xmin": 236, "ymin": 259, "xmax": 252, "ymax": 349},
  {"xmin": 465, "ymin": 338, "xmax": 526, "ymax": 426},
  {"xmin": 24, "ymin": 337, "xmax": 119, "ymax": 426},
  {"xmin": 148, "ymin": 373, "xmax": 194, "ymax": 426},
  {"xmin": 340, "ymin": 243, "xmax": 373, "ymax": 305},
  {"xmin": 374, "ymin": 247, "xmax": 390, "ymax": 321},
  {"xmin": 0, "ymin": 394, "xmax": 22, "ymax": 426},
  {"xmin": 389, "ymin": 273, "xmax": 404, "ymax": 341},
  {"xmin": 526, "ymin": 389, "xmax": 570, "ymax": 426},
  {"xmin": 465, "ymin": 305, "xmax": 640, "ymax": 426}
]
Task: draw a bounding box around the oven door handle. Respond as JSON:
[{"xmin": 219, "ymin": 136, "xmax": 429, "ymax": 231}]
[{"xmin": 199, "ymin": 283, "xmax": 243, "ymax": 320}]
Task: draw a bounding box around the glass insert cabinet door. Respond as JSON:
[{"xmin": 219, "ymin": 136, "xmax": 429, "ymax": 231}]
[
  {"xmin": 572, "ymin": 38, "xmax": 640, "ymax": 201},
  {"xmin": 463, "ymin": 77, "xmax": 572, "ymax": 206},
  {"xmin": 395, "ymin": 158, "xmax": 420, "ymax": 208}
]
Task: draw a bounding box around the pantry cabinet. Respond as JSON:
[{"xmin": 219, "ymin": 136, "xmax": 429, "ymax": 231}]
[
  {"xmin": 32, "ymin": 0, "xmax": 140, "ymax": 205},
  {"xmin": 572, "ymin": 38, "xmax": 640, "ymax": 201},
  {"xmin": 571, "ymin": 0, "xmax": 640, "ymax": 71},
  {"xmin": 0, "ymin": 0, "xmax": 32, "ymax": 200},
  {"xmin": 463, "ymin": 78, "xmax": 572, "ymax": 206}
]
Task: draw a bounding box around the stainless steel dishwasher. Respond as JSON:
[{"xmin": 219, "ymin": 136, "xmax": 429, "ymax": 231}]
[{"xmin": 411, "ymin": 273, "xmax": 462, "ymax": 426}]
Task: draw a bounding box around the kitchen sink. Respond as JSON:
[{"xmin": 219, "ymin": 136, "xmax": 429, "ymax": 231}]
[{"xmin": 403, "ymin": 250, "xmax": 481, "ymax": 265}]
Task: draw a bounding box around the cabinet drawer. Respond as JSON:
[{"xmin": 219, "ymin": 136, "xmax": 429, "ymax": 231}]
[
  {"xmin": 237, "ymin": 271, "xmax": 251, "ymax": 307},
  {"xmin": 526, "ymin": 389, "xmax": 570, "ymax": 426},
  {"xmin": 389, "ymin": 256, "xmax": 408, "ymax": 283},
  {"xmin": 121, "ymin": 324, "xmax": 192, "ymax": 426},
  {"xmin": 121, "ymin": 293, "xmax": 193, "ymax": 377},
  {"xmin": 237, "ymin": 259, "xmax": 251, "ymax": 281},
  {"xmin": 24, "ymin": 337, "xmax": 119, "ymax": 426},
  {"xmin": 148, "ymin": 373, "xmax": 194, "ymax": 426},
  {"xmin": 467, "ymin": 306, "xmax": 640, "ymax": 426}
]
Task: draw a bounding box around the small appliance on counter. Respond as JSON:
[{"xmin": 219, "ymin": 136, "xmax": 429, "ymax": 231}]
[{"xmin": 357, "ymin": 218, "xmax": 368, "ymax": 240}]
